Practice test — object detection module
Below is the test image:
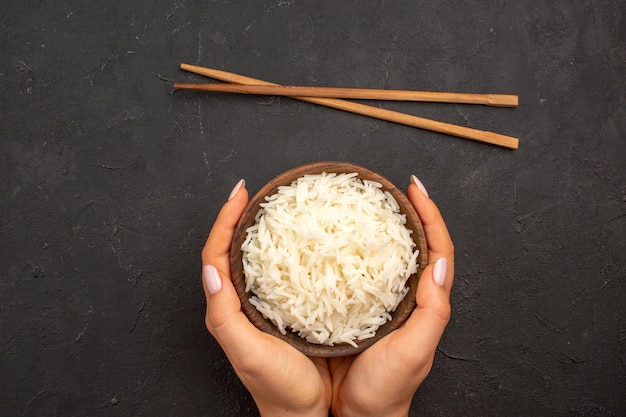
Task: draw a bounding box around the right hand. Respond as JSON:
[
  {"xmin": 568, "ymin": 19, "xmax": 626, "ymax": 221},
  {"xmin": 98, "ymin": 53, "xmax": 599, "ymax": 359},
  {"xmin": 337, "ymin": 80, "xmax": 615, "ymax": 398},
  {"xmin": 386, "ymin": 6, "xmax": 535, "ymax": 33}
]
[{"xmin": 328, "ymin": 176, "xmax": 455, "ymax": 417}]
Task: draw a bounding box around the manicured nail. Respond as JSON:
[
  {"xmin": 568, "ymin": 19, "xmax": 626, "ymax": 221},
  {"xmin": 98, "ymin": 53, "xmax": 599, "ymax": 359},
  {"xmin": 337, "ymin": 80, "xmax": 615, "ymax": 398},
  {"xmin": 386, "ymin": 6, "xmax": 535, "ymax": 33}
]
[
  {"xmin": 203, "ymin": 264, "xmax": 222, "ymax": 295},
  {"xmin": 433, "ymin": 257, "xmax": 447, "ymax": 287},
  {"xmin": 228, "ymin": 179, "xmax": 245, "ymax": 201},
  {"xmin": 411, "ymin": 175, "xmax": 429, "ymax": 198}
]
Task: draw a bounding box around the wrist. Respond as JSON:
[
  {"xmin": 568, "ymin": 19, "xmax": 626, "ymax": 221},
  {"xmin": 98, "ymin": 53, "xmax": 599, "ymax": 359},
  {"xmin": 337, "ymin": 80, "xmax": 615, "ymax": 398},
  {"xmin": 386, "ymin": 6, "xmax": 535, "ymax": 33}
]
[
  {"xmin": 257, "ymin": 402, "xmax": 329, "ymax": 417},
  {"xmin": 331, "ymin": 402, "xmax": 410, "ymax": 417}
]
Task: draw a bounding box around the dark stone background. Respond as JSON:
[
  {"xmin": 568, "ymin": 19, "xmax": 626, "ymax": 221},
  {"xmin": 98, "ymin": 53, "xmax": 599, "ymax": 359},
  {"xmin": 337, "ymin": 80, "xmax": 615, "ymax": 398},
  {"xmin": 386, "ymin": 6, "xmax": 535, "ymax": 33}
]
[{"xmin": 1, "ymin": 1, "xmax": 624, "ymax": 416}]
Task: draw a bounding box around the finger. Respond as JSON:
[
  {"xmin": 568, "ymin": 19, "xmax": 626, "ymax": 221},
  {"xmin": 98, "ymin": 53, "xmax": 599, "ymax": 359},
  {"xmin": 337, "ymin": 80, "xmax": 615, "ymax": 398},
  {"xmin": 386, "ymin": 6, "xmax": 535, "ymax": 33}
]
[
  {"xmin": 407, "ymin": 178, "xmax": 454, "ymax": 292},
  {"xmin": 412, "ymin": 258, "xmax": 452, "ymax": 342},
  {"xmin": 202, "ymin": 179, "xmax": 248, "ymax": 278},
  {"xmin": 408, "ymin": 178, "xmax": 454, "ymax": 260}
]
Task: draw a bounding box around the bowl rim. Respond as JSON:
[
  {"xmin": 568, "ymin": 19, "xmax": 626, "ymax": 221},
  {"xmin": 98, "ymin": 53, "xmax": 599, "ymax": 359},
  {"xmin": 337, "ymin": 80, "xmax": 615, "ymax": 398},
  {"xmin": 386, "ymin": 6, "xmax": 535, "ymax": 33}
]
[{"xmin": 229, "ymin": 161, "xmax": 428, "ymax": 357}]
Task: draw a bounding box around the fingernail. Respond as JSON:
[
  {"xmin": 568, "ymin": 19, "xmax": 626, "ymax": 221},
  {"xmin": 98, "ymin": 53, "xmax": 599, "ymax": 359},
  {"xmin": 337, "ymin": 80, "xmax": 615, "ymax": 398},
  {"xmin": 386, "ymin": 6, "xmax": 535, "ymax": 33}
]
[
  {"xmin": 203, "ymin": 264, "xmax": 222, "ymax": 295},
  {"xmin": 411, "ymin": 175, "xmax": 429, "ymax": 198},
  {"xmin": 433, "ymin": 257, "xmax": 447, "ymax": 287},
  {"xmin": 228, "ymin": 179, "xmax": 245, "ymax": 201}
]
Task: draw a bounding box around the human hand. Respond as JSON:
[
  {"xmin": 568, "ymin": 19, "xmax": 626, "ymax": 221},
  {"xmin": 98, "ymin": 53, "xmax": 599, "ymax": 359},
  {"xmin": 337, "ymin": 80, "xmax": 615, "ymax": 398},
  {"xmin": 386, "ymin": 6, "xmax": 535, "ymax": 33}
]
[
  {"xmin": 328, "ymin": 175, "xmax": 455, "ymax": 417},
  {"xmin": 202, "ymin": 176, "xmax": 453, "ymax": 417},
  {"xmin": 201, "ymin": 180, "xmax": 331, "ymax": 417}
]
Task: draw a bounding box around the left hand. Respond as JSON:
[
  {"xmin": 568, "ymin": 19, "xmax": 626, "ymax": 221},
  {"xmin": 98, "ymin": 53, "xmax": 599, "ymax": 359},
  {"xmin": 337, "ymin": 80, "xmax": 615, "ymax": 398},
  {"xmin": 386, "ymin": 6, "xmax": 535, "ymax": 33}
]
[{"xmin": 201, "ymin": 180, "xmax": 331, "ymax": 417}]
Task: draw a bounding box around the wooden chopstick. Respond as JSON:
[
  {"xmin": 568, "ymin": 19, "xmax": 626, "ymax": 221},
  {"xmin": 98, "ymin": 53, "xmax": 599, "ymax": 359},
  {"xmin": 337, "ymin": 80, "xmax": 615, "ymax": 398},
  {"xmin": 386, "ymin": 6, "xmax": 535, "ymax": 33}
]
[
  {"xmin": 172, "ymin": 83, "xmax": 518, "ymax": 107},
  {"xmin": 178, "ymin": 63, "xmax": 519, "ymax": 150}
]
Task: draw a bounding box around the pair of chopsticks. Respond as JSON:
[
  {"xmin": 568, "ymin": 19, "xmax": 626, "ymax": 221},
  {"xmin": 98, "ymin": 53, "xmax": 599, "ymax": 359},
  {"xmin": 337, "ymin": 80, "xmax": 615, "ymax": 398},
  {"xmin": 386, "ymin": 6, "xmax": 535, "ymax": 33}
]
[{"xmin": 174, "ymin": 63, "xmax": 519, "ymax": 149}]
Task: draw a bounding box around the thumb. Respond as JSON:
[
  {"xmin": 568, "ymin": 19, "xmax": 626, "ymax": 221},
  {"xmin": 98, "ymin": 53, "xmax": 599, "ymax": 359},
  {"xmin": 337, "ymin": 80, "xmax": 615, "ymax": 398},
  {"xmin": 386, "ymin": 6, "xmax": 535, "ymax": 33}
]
[
  {"xmin": 202, "ymin": 264, "xmax": 251, "ymax": 333},
  {"xmin": 386, "ymin": 257, "xmax": 451, "ymax": 368},
  {"xmin": 414, "ymin": 257, "xmax": 452, "ymax": 332}
]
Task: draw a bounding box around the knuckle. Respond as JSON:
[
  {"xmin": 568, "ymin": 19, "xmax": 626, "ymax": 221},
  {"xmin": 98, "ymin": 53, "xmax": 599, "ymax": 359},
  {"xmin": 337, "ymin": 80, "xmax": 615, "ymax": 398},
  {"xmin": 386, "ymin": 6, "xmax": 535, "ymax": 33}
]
[
  {"xmin": 201, "ymin": 246, "xmax": 212, "ymax": 264},
  {"xmin": 435, "ymin": 302, "xmax": 452, "ymax": 324},
  {"xmin": 205, "ymin": 308, "xmax": 228, "ymax": 334}
]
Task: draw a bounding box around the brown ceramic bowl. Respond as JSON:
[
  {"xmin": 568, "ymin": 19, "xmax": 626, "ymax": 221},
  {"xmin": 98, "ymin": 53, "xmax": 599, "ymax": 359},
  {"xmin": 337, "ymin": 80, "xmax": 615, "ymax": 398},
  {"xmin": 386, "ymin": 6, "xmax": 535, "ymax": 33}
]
[{"xmin": 229, "ymin": 161, "xmax": 428, "ymax": 357}]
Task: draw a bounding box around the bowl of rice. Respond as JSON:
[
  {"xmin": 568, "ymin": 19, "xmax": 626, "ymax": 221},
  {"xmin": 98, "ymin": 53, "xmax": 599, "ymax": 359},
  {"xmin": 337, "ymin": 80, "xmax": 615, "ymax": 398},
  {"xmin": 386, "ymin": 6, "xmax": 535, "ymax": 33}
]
[{"xmin": 230, "ymin": 161, "xmax": 428, "ymax": 357}]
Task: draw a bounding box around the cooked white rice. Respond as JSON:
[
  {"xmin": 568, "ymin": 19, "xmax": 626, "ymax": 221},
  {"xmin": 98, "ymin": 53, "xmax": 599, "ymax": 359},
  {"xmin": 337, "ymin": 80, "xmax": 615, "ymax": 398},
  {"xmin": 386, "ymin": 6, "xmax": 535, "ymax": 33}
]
[{"xmin": 241, "ymin": 172, "xmax": 418, "ymax": 347}]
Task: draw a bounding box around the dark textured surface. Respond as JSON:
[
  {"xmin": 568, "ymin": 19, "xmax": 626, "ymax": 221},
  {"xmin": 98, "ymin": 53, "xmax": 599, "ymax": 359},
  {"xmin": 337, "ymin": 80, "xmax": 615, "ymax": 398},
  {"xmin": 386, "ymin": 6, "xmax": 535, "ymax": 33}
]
[{"xmin": 1, "ymin": 1, "xmax": 624, "ymax": 416}]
